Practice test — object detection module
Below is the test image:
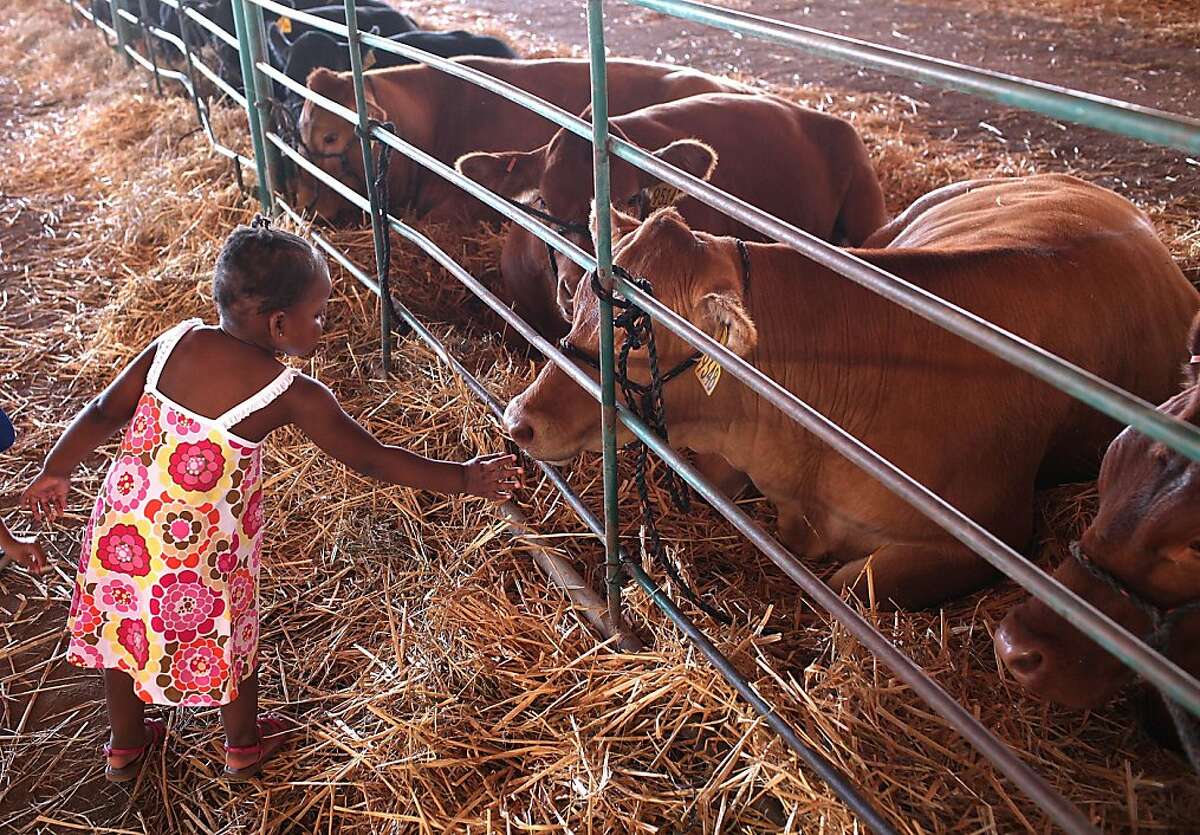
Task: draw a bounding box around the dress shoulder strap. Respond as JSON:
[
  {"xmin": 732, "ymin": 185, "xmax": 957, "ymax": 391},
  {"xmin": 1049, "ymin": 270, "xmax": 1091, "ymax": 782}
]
[
  {"xmin": 214, "ymin": 367, "xmax": 297, "ymax": 431},
  {"xmin": 146, "ymin": 319, "xmax": 204, "ymax": 392}
]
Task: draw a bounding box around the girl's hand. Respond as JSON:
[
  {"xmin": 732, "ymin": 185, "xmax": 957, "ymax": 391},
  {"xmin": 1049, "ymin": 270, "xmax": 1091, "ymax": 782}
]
[
  {"xmin": 463, "ymin": 453, "xmax": 523, "ymax": 501},
  {"xmin": 22, "ymin": 472, "xmax": 70, "ymax": 524},
  {"xmin": 2, "ymin": 535, "xmax": 47, "ymax": 575}
]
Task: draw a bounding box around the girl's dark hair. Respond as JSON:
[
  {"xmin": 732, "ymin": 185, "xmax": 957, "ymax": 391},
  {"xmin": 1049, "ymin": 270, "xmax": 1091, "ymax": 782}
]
[{"xmin": 213, "ymin": 215, "xmax": 327, "ymax": 315}]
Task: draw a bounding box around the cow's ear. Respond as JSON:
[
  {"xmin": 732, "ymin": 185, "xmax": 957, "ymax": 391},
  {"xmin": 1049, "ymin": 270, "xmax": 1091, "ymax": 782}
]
[
  {"xmin": 456, "ymin": 150, "xmax": 541, "ymax": 197},
  {"xmin": 654, "ymin": 139, "xmax": 718, "ymax": 181},
  {"xmin": 632, "ymin": 139, "xmax": 717, "ymax": 208},
  {"xmin": 589, "ymin": 199, "xmax": 641, "ymax": 253},
  {"xmin": 306, "ymin": 67, "xmax": 346, "ymax": 96},
  {"xmin": 693, "ymin": 290, "xmax": 757, "ymax": 358}
]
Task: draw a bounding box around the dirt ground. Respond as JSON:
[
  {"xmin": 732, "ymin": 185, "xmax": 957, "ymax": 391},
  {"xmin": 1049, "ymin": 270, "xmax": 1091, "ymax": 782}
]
[{"xmin": 2, "ymin": 0, "xmax": 1199, "ymax": 832}]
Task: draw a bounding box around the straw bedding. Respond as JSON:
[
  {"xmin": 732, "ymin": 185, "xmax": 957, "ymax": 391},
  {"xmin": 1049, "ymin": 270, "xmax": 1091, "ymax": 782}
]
[{"xmin": 2, "ymin": 1, "xmax": 1199, "ymax": 832}]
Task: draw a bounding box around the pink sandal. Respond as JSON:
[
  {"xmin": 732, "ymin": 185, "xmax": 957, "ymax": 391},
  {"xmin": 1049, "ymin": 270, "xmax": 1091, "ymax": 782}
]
[
  {"xmin": 104, "ymin": 717, "xmax": 166, "ymax": 783},
  {"xmin": 223, "ymin": 714, "xmax": 291, "ymax": 782}
]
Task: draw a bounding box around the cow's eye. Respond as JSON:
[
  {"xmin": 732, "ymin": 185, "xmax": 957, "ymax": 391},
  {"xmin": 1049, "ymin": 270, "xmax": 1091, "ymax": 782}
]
[
  {"xmin": 1190, "ymin": 541, "xmax": 1200, "ymax": 553},
  {"xmin": 323, "ymin": 133, "xmax": 338, "ymax": 146}
]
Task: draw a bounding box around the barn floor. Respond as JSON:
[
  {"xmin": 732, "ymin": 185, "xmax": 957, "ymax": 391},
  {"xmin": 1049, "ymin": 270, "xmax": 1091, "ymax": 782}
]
[{"xmin": 1, "ymin": 0, "xmax": 1199, "ymax": 832}]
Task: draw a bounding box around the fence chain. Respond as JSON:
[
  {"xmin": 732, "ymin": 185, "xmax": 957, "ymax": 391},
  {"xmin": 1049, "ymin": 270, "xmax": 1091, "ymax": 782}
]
[{"xmin": 589, "ymin": 268, "xmax": 732, "ymax": 624}]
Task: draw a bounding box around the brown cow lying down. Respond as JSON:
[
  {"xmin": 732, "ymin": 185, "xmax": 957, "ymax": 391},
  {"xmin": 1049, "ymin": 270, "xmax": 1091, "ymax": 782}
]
[
  {"xmin": 294, "ymin": 58, "xmax": 746, "ymax": 224},
  {"xmin": 503, "ymin": 174, "xmax": 1199, "ymax": 609},
  {"xmin": 995, "ymin": 313, "xmax": 1200, "ymax": 716},
  {"xmin": 456, "ymin": 91, "xmax": 885, "ymax": 341}
]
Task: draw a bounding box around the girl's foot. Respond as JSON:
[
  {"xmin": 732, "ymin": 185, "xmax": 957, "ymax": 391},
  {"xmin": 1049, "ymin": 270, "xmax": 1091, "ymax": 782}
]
[
  {"xmin": 223, "ymin": 714, "xmax": 291, "ymax": 782},
  {"xmin": 104, "ymin": 717, "xmax": 166, "ymax": 783}
]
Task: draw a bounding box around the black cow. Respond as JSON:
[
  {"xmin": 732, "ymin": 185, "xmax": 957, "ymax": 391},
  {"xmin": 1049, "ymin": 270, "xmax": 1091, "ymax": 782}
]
[
  {"xmin": 279, "ymin": 27, "xmax": 515, "ymax": 87},
  {"xmin": 266, "ymin": 4, "xmax": 418, "ymax": 55},
  {"xmin": 191, "ymin": 0, "xmax": 400, "ymax": 40},
  {"xmin": 191, "ymin": 1, "xmax": 410, "ymax": 91},
  {"xmin": 91, "ymin": 0, "xmax": 155, "ymax": 27}
]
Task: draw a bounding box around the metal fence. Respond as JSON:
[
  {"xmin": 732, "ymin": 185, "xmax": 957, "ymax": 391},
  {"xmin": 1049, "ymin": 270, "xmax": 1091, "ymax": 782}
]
[{"xmin": 58, "ymin": 1, "xmax": 1200, "ymax": 831}]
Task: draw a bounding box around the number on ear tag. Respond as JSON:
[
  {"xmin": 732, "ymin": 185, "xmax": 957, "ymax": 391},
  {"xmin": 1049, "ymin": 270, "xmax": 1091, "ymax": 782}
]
[
  {"xmin": 694, "ymin": 323, "xmax": 728, "ymax": 396},
  {"xmin": 646, "ymin": 183, "xmax": 682, "ymax": 211},
  {"xmin": 363, "ymin": 49, "xmax": 377, "ymax": 70},
  {"xmin": 278, "ymin": 16, "xmax": 292, "ymax": 34}
]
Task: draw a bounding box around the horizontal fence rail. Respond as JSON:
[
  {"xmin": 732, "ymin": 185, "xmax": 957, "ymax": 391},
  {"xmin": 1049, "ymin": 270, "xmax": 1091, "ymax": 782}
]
[
  {"xmin": 61, "ymin": 0, "xmax": 1200, "ymax": 830},
  {"xmin": 237, "ymin": 0, "xmax": 1200, "ymax": 466},
  {"xmin": 74, "ymin": 0, "xmax": 252, "ymax": 163},
  {"xmin": 628, "ymin": 0, "xmax": 1200, "ymax": 154},
  {"xmin": 271, "ymin": 193, "xmax": 899, "ymax": 834},
  {"xmin": 270, "ymin": 125, "xmax": 1097, "ymax": 834},
  {"xmin": 241, "ymin": 0, "xmax": 1200, "ymax": 719}
]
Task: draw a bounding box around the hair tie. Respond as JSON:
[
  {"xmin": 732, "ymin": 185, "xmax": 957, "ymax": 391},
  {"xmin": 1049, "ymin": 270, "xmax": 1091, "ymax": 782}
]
[{"xmin": 250, "ymin": 214, "xmax": 272, "ymax": 230}]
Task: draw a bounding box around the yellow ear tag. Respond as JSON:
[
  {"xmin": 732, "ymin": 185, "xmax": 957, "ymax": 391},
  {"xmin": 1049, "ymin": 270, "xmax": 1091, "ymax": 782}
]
[
  {"xmin": 694, "ymin": 323, "xmax": 728, "ymax": 396},
  {"xmin": 646, "ymin": 183, "xmax": 682, "ymax": 211},
  {"xmin": 278, "ymin": 16, "xmax": 292, "ymax": 34},
  {"xmin": 363, "ymin": 49, "xmax": 377, "ymax": 70}
]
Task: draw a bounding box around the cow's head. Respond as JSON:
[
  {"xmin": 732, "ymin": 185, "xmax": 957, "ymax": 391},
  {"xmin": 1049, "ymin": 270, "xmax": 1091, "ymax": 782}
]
[
  {"xmin": 994, "ymin": 313, "xmax": 1200, "ymax": 708},
  {"xmin": 503, "ymin": 205, "xmax": 756, "ymax": 463},
  {"xmin": 295, "ymin": 68, "xmax": 390, "ymax": 224},
  {"xmin": 457, "ymin": 126, "xmax": 718, "ymax": 322}
]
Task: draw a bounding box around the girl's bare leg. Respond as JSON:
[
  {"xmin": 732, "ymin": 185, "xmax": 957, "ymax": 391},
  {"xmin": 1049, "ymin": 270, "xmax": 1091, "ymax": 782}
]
[
  {"xmin": 104, "ymin": 669, "xmax": 147, "ymax": 768},
  {"xmin": 220, "ymin": 668, "xmax": 260, "ymax": 771}
]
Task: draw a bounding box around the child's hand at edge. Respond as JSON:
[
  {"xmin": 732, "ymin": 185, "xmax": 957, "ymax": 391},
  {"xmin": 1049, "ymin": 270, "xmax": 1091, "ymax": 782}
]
[
  {"xmin": 463, "ymin": 453, "xmax": 524, "ymax": 502},
  {"xmin": 21, "ymin": 471, "xmax": 70, "ymax": 524},
  {"xmin": 1, "ymin": 533, "xmax": 47, "ymax": 574}
]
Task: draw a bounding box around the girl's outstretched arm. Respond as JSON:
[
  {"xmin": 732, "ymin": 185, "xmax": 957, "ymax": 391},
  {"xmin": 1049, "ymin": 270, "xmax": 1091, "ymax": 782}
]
[
  {"xmin": 22, "ymin": 342, "xmax": 158, "ymax": 522},
  {"xmin": 287, "ymin": 375, "xmax": 522, "ymax": 500}
]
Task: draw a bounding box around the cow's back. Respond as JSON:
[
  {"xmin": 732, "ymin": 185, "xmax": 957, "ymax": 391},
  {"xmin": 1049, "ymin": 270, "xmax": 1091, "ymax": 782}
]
[
  {"xmin": 431, "ymin": 58, "xmax": 741, "ymax": 157},
  {"xmin": 864, "ymin": 175, "xmax": 1193, "ymax": 481},
  {"xmin": 879, "ymin": 176, "xmax": 1197, "ymax": 462},
  {"xmin": 610, "ymin": 92, "xmax": 875, "ymax": 243},
  {"xmin": 403, "ymin": 58, "xmax": 739, "ymax": 217},
  {"xmin": 733, "ymin": 175, "xmax": 1196, "ymax": 552}
]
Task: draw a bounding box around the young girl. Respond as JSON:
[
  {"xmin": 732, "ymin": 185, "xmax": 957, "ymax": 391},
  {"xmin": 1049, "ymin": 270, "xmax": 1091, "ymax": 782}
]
[{"xmin": 22, "ymin": 217, "xmax": 521, "ymax": 782}]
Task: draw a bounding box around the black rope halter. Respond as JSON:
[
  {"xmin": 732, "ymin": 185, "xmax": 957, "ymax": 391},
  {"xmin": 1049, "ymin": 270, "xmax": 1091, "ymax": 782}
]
[
  {"xmin": 1069, "ymin": 540, "xmax": 1200, "ymax": 772},
  {"xmin": 359, "ymin": 117, "xmax": 406, "ymax": 336},
  {"xmin": 507, "ymin": 190, "xmax": 657, "ymax": 287},
  {"xmin": 505, "ymin": 195, "xmax": 590, "ymax": 282},
  {"xmin": 559, "ymin": 240, "xmax": 753, "ymax": 623}
]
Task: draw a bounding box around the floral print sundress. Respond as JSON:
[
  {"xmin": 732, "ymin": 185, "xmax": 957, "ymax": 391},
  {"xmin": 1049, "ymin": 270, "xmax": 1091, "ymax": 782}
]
[{"xmin": 66, "ymin": 319, "xmax": 294, "ymax": 706}]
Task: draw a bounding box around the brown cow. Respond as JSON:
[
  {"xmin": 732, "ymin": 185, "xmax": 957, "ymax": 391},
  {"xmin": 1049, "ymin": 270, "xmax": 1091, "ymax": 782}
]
[
  {"xmin": 994, "ymin": 314, "xmax": 1200, "ymax": 710},
  {"xmin": 502, "ymin": 174, "xmax": 1199, "ymax": 609},
  {"xmin": 457, "ymin": 92, "xmax": 885, "ymax": 339},
  {"xmin": 294, "ymin": 58, "xmax": 746, "ymax": 224}
]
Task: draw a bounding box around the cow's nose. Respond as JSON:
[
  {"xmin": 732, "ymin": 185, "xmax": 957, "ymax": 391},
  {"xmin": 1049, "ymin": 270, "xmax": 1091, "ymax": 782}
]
[
  {"xmin": 994, "ymin": 618, "xmax": 1045, "ymax": 682},
  {"xmin": 504, "ymin": 401, "xmax": 535, "ymax": 448},
  {"xmin": 1003, "ymin": 647, "xmax": 1044, "ymax": 679},
  {"xmin": 508, "ymin": 419, "xmax": 535, "ymax": 447}
]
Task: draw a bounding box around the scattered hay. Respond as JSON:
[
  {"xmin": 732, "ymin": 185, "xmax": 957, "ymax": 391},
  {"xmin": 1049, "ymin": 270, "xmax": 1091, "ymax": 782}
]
[{"xmin": 2, "ymin": 1, "xmax": 1199, "ymax": 833}]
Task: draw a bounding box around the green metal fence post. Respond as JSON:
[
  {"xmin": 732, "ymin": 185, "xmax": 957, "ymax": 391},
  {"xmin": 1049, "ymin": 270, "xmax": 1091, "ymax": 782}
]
[
  {"xmin": 587, "ymin": 0, "xmax": 624, "ymax": 627},
  {"xmin": 343, "ymin": 0, "xmax": 393, "ymax": 373},
  {"xmin": 174, "ymin": 2, "xmax": 211, "ymax": 133},
  {"xmin": 110, "ymin": 0, "xmax": 133, "ymax": 65},
  {"xmin": 136, "ymin": 0, "xmax": 164, "ymax": 95},
  {"xmin": 231, "ymin": 0, "xmax": 274, "ymax": 212}
]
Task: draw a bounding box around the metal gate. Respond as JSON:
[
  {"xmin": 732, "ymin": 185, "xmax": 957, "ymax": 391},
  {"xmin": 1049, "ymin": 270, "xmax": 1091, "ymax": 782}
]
[{"xmin": 60, "ymin": 1, "xmax": 1200, "ymax": 831}]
